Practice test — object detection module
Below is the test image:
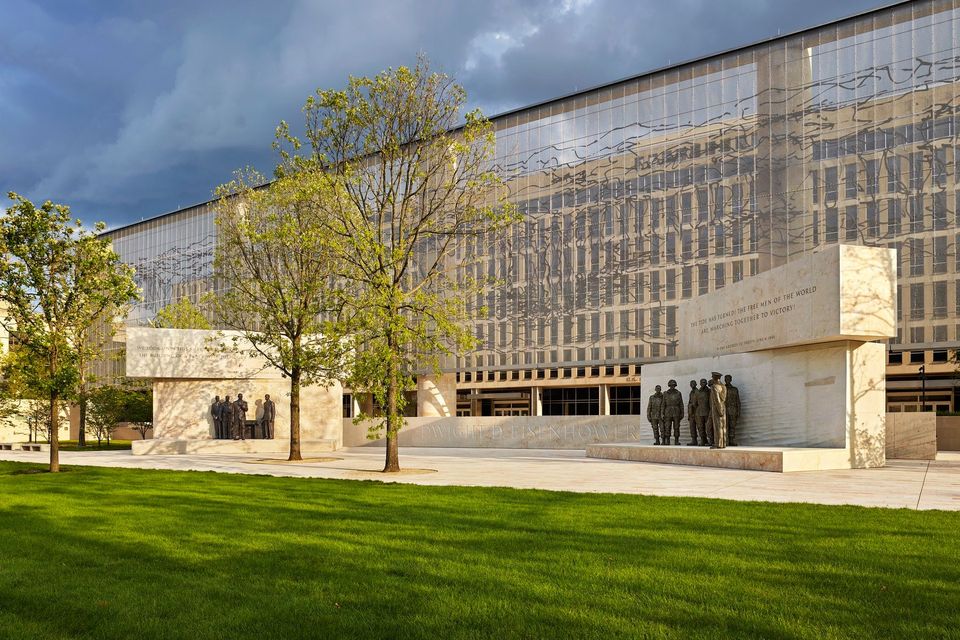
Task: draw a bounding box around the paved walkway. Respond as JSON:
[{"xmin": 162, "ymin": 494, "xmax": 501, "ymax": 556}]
[{"xmin": 2, "ymin": 447, "xmax": 959, "ymax": 511}]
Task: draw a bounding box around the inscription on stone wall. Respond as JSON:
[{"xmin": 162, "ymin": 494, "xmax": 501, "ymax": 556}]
[{"xmin": 678, "ymin": 245, "xmax": 895, "ymax": 359}]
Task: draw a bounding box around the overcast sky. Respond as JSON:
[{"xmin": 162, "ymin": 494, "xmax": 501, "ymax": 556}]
[{"xmin": 2, "ymin": 0, "xmax": 891, "ymax": 228}]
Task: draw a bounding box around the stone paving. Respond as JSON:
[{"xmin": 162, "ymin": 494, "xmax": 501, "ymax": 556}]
[{"xmin": 1, "ymin": 447, "xmax": 959, "ymax": 511}]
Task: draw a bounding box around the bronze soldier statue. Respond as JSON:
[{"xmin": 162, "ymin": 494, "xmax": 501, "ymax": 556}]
[
  {"xmin": 661, "ymin": 379, "xmax": 684, "ymax": 445},
  {"xmin": 710, "ymin": 372, "xmax": 727, "ymax": 449},
  {"xmin": 694, "ymin": 378, "xmax": 712, "ymax": 446},
  {"xmin": 646, "ymin": 385, "xmax": 665, "ymax": 445},
  {"xmin": 211, "ymin": 395, "xmax": 224, "ymax": 439},
  {"xmin": 724, "ymin": 374, "xmax": 740, "ymax": 446},
  {"xmin": 222, "ymin": 395, "xmax": 236, "ymax": 440},
  {"xmin": 234, "ymin": 393, "xmax": 249, "ymax": 440},
  {"xmin": 686, "ymin": 380, "xmax": 699, "ymax": 445},
  {"xmin": 261, "ymin": 394, "xmax": 276, "ymax": 439}
]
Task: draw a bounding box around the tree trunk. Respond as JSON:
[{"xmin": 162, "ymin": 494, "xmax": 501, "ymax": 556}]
[
  {"xmin": 49, "ymin": 391, "xmax": 60, "ymax": 473},
  {"xmin": 383, "ymin": 361, "xmax": 401, "ymax": 473},
  {"xmin": 78, "ymin": 396, "xmax": 87, "ymax": 447},
  {"xmin": 289, "ymin": 367, "xmax": 303, "ymax": 462}
]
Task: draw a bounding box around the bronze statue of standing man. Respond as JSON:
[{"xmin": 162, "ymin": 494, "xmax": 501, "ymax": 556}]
[
  {"xmin": 709, "ymin": 372, "xmax": 727, "ymax": 449},
  {"xmin": 724, "ymin": 374, "xmax": 740, "ymax": 446},
  {"xmin": 211, "ymin": 395, "xmax": 224, "ymax": 439},
  {"xmin": 646, "ymin": 385, "xmax": 665, "ymax": 445},
  {"xmin": 661, "ymin": 380, "xmax": 684, "ymax": 446},
  {"xmin": 233, "ymin": 393, "xmax": 248, "ymax": 440},
  {"xmin": 694, "ymin": 379, "xmax": 712, "ymax": 446},
  {"xmin": 261, "ymin": 394, "xmax": 275, "ymax": 439}
]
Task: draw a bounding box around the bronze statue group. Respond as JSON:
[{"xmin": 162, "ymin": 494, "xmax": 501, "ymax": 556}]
[
  {"xmin": 646, "ymin": 372, "xmax": 740, "ymax": 449},
  {"xmin": 210, "ymin": 393, "xmax": 276, "ymax": 440}
]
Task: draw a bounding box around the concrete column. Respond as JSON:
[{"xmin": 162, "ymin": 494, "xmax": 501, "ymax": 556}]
[
  {"xmin": 351, "ymin": 394, "xmax": 361, "ymax": 418},
  {"xmin": 599, "ymin": 384, "xmax": 611, "ymax": 416},
  {"xmin": 417, "ymin": 373, "xmax": 457, "ymax": 417},
  {"xmin": 531, "ymin": 387, "xmax": 543, "ymax": 416}
]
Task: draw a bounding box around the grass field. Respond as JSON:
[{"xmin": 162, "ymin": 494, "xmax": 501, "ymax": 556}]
[
  {"xmin": 58, "ymin": 440, "xmax": 133, "ymax": 452},
  {"xmin": 0, "ymin": 460, "xmax": 957, "ymax": 639}
]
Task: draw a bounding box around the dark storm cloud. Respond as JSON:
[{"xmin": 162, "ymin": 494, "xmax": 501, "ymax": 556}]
[{"xmin": 1, "ymin": 0, "xmax": 890, "ymax": 227}]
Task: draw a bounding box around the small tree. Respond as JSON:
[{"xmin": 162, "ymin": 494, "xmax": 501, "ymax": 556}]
[
  {"xmin": 212, "ymin": 172, "xmax": 345, "ymax": 461},
  {"xmin": 125, "ymin": 384, "xmax": 153, "ymax": 439},
  {"xmin": 0, "ymin": 193, "xmax": 139, "ymax": 472},
  {"xmin": 151, "ymin": 297, "xmax": 211, "ymax": 330},
  {"xmin": 86, "ymin": 385, "xmax": 125, "ymax": 446},
  {"xmin": 279, "ymin": 57, "xmax": 516, "ymax": 471}
]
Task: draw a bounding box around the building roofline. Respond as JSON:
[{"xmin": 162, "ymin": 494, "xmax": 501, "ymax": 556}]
[
  {"xmin": 104, "ymin": 0, "xmax": 912, "ymax": 237},
  {"xmin": 486, "ymin": 0, "xmax": 911, "ymax": 122}
]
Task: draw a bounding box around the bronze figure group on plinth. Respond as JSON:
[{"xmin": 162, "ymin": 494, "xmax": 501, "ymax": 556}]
[
  {"xmin": 210, "ymin": 393, "xmax": 275, "ymax": 440},
  {"xmin": 647, "ymin": 373, "xmax": 741, "ymax": 449}
]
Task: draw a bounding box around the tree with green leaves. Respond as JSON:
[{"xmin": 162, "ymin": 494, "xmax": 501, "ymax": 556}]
[
  {"xmin": 276, "ymin": 56, "xmax": 516, "ymax": 472},
  {"xmin": 86, "ymin": 383, "xmax": 152, "ymax": 445},
  {"xmin": 0, "ymin": 193, "xmax": 140, "ymax": 472},
  {"xmin": 150, "ymin": 296, "xmax": 211, "ymax": 330},
  {"xmin": 212, "ymin": 171, "xmax": 346, "ymax": 461}
]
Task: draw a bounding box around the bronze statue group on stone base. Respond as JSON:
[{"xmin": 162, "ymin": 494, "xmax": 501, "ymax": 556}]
[
  {"xmin": 210, "ymin": 393, "xmax": 276, "ymax": 440},
  {"xmin": 647, "ymin": 373, "xmax": 741, "ymax": 449}
]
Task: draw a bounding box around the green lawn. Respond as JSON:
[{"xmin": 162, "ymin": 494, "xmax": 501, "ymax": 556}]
[
  {"xmin": 0, "ymin": 461, "xmax": 957, "ymax": 639},
  {"xmin": 57, "ymin": 440, "xmax": 132, "ymax": 452}
]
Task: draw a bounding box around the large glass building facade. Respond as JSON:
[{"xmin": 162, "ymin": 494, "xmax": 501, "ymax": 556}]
[{"xmin": 106, "ymin": 0, "xmax": 960, "ymax": 414}]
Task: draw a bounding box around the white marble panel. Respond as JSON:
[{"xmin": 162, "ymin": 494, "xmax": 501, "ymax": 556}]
[
  {"xmin": 343, "ymin": 416, "xmax": 642, "ymax": 449},
  {"xmin": 678, "ymin": 244, "xmax": 896, "ymax": 359},
  {"xmin": 126, "ymin": 327, "xmax": 282, "ymax": 380},
  {"xmin": 152, "ymin": 378, "xmax": 343, "ymax": 447}
]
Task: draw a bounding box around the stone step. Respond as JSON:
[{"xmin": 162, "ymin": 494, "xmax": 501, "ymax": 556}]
[
  {"xmin": 131, "ymin": 438, "xmax": 338, "ymax": 456},
  {"xmin": 586, "ymin": 443, "xmax": 854, "ymax": 472}
]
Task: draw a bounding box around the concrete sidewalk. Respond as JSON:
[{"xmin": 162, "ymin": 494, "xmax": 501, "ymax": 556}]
[{"xmin": 2, "ymin": 447, "xmax": 958, "ymax": 511}]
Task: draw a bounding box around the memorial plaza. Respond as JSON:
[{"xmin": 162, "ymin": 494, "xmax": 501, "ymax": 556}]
[{"xmin": 1, "ymin": 446, "xmax": 959, "ymax": 510}]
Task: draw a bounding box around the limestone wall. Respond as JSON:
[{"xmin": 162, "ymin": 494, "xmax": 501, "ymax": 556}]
[
  {"xmin": 152, "ymin": 378, "xmax": 343, "ymax": 446},
  {"xmin": 885, "ymin": 412, "xmax": 937, "ymax": 460},
  {"xmin": 936, "ymin": 416, "xmax": 960, "ymax": 451},
  {"xmin": 343, "ymin": 415, "xmax": 642, "ymax": 449}
]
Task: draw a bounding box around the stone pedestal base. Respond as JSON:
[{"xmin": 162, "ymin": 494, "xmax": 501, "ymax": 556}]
[
  {"xmin": 586, "ymin": 443, "xmax": 852, "ymax": 472},
  {"xmin": 132, "ymin": 438, "xmax": 338, "ymax": 456}
]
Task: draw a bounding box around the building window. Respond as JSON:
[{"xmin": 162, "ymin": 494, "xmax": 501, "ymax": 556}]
[
  {"xmin": 826, "ymin": 208, "xmax": 838, "ymax": 243},
  {"xmin": 866, "ymin": 203, "xmax": 879, "ymax": 238},
  {"xmin": 682, "ymin": 266, "xmax": 692, "ymax": 299},
  {"xmin": 909, "ymin": 195, "xmax": 924, "ymax": 233},
  {"xmin": 910, "ymin": 239, "xmax": 924, "ymax": 277},
  {"xmin": 910, "ymin": 283, "xmax": 925, "ymax": 320},
  {"xmin": 888, "ymin": 351, "xmax": 903, "ymax": 365},
  {"xmin": 715, "ymin": 263, "xmax": 725, "ymax": 289},
  {"xmin": 909, "ymin": 349, "xmax": 925, "ymax": 363},
  {"xmin": 887, "ymin": 199, "xmax": 901, "ymax": 236},
  {"xmin": 845, "ymin": 163, "xmax": 858, "ymax": 199},
  {"xmin": 934, "ymin": 281, "xmax": 947, "ymax": 318},
  {"xmin": 825, "ymin": 166, "xmax": 838, "ymax": 202},
  {"xmin": 886, "ymin": 156, "xmax": 900, "ymax": 193},
  {"xmin": 697, "ymin": 226, "xmax": 708, "ymax": 258},
  {"xmin": 698, "ymin": 264, "xmax": 709, "ymax": 295},
  {"xmin": 934, "ymin": 236, "xmax": 947, "ymax": 274},
  {"xmin": 845, "ymin": 206, "xmax": 858, "ymax": 241},
  {"xmin": 609, "ymin": 386, "xmax": 644, "ymax": 415},
  {"xmin": 542, "ymin": 387, "xmax": 599, "ymax": 416},
  {"xmin": 866, "ymin": 159, "xmax": 879, "ymax": 195}
]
